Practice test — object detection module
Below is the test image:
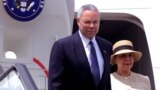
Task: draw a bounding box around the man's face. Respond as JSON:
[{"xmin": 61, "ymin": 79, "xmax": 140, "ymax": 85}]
[{"xmin": 77, "ymin": 10, "xmax": 100, "ymax": 40}]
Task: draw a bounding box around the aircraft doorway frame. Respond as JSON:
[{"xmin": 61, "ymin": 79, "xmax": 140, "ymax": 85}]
[{"xmin": 73, "ymin": 12, "xmax": 155, "ymax": 90}]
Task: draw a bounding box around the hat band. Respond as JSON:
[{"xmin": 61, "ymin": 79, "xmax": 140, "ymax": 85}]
[{"xmin": 113, "ymin": 45, "xmax": 133, "ymax": 54}]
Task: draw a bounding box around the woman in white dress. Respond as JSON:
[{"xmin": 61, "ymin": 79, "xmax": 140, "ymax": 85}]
[{"xmin": 110, "ymin": 40, "xmax": 151, "ymax": 90}]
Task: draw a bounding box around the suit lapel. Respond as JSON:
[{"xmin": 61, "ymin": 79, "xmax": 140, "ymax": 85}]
[
  {"xmin": 96, "ymin": 38, "xmax": 110, "ymax": 87},
  {"xmin": 73, "ymin": 32, "xmax": 92, "ymax": 76},
  {"xmin": 96, "ymin": 37, "xmax": 109, "ymax": 70}
]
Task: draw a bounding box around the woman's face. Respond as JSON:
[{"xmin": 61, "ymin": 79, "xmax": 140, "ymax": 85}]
[{"xmin": 115, "ymin": 53, "xmax": 134, "ymax": 72}]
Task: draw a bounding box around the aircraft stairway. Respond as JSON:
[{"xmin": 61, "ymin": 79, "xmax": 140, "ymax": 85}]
[{"xmin": 0, "ymin": 63, "xmax": 38, "ymax": 90}]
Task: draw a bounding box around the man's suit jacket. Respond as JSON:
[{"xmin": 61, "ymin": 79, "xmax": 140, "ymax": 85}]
[{"xmin": 48, "ymin": 31, "xmax": 112, "ymax": 90}]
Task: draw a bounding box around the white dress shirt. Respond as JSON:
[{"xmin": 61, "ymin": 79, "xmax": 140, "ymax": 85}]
[{"xmin": 79, "ymin": 31, "xmax": 104, "ymax": 79}]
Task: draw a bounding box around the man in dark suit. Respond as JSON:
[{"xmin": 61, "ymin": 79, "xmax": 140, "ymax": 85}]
[{"xmin": 48, "ymin": 4, "xmax": 112, "ymax": 90}]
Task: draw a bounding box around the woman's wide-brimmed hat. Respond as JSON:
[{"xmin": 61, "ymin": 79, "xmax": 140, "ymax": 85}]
[{"xmin": 110, "ymin": 40, "xmax": 142, "ymax": 64}]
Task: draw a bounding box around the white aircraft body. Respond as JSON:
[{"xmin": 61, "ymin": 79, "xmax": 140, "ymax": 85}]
[
  {"xmin": 0, "ymin": 0, "xmax": 160, "ymax": 90},
  {"xmin": 0, "ymin": 0, "xmax": 74, "ymax": 89}
]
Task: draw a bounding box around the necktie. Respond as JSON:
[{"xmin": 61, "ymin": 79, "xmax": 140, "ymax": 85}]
[{"xmin": 89, "ymin": 41, "xmax": 100, "ymax": 87}]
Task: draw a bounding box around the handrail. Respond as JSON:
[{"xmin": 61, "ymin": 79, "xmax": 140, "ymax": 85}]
[{"xmin": 0, "ymin": 63, "xmax": 38, "ymax": 90}]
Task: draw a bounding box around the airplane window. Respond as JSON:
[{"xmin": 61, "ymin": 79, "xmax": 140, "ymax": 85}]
[{"xmin": 5, "ymin": 51, "xmax": 17, "ymax": 59}]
